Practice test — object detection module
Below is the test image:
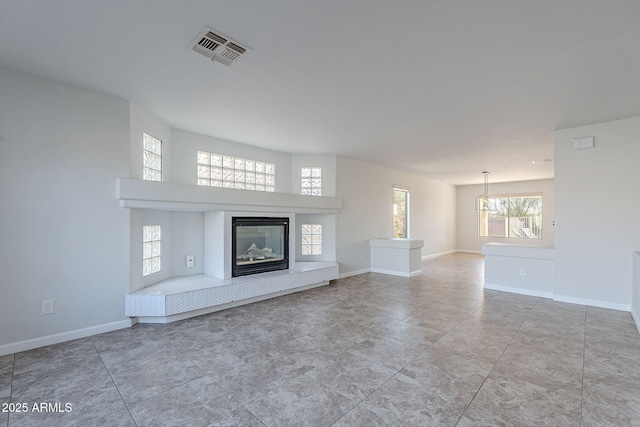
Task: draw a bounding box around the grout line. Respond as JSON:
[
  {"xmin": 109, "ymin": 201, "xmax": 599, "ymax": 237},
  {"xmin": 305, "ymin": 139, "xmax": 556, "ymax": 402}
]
[
  {"xmin": 454, "ymin": 296, "xmax": 541, "ymax": 426},
  {"xmin": 579, "ymin": 306, "xmax": 588, "ymax": 426},
  {"xmin": 328, "ymin": 347, "xmax": 427, "ymax": 426},
  {"xmin": 6, "ymin": 353, "xmax": 15, "ymax": 427},
  {"xmin": 330, "ymin": 291, "xmax": 489, "ymax": 426},
  {"xmin": 3, "ymin": 254, "xmax": 633, "ymax": 426},
  {"xmin": 90, "ymin": 336, "xmax": 139, "ymax": 427}
]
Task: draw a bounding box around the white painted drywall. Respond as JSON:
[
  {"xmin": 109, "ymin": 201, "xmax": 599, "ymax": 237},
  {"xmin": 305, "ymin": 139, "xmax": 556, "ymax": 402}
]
[
  {"xmin": 170, "ymin": 211, "xmax": 204, "ymax": 277},
  {"xmin": 129, "ymin": 210, "xmax": 204, "ymax": 290},
  {"xmin": 170, "ymin": 128, "xmax": 293, "ymax": 192},
  {"xmin": 456, "ymin": 179, "xmax": 555, "ymax": 252},
  {"xmin": 554, "ymin": 117, "xmax": 640, "ymax": 310},
  {"xmin": 370, "ymin": 239, "xmax": 424, "ymax": 277},
  {"xmin": 129, "ymin": 209, "xmax": 171, "ymax": 292},
  {"xmin": 295, "ymin": 214, "xmax": 337, "ymax": 262},
  {"xmin": 0, "ymin": 68, "xmax": 131, "ymax": 348},
  {"xmin": 335, "ymin": 156, "xmax": 456, "ymax": 275},
  {"xmin": 482, "ymin": 243, "xmax": 554, "ymax": 298}
]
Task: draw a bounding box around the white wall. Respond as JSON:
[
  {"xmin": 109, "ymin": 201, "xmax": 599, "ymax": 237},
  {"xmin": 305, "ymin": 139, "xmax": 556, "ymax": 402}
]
[
  {"xmin": 0, "ymin": 68, "xmax": 131, "ymax": 351},
  {"xmin": 335, "ymin": 156, "xmax": 456, "ymax": 275},
  {"xmin": 128, "ymin": 104, "xmax": 183, "ymax": 292},
  {"xmin": 290, "ymin": 155, "xmax": 337, "ymax": 269},
  {"xmin": 554, "ymin": 117, "xmax": 640, "ymax": 310},
  {"xmin": 169, "ymin": 212, "xmax": 204, "ymax": 277},
  {"xmin": 170, "ymin": 128, "xmax": 293, "ymax": 192},
  {"xmin": 456, "ymin": 179, "xmax": 555, "ymax": 252},
  {"xmin": 295, "ymin": 214, "xmax": 336, "ymax": 262},
  {"xmin": 130, "ymin": 209, "xmax": 171, "ymax": 292}
]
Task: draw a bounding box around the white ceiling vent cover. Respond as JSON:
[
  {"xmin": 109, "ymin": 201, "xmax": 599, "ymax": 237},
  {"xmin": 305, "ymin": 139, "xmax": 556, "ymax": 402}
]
[{"xmin": 189, "ymin": 27, "xmax": 249, "ymax": 66}]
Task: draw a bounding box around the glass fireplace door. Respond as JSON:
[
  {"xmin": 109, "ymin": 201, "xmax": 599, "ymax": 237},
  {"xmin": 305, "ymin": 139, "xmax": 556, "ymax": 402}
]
[{"xmin": 232, "ymin": 217, "xmax": 289, "ymax": 277}]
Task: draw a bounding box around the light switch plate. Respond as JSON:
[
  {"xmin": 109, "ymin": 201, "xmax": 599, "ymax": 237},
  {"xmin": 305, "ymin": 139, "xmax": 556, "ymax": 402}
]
[{"xmin": 42, "ymin": 299, "xmax": 55, "ymax": 315}]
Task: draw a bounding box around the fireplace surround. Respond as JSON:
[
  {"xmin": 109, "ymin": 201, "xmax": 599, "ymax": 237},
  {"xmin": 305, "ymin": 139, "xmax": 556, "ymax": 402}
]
[
  {"xmin": 203, "ymin": 211, "xmax": 295, "ymax": 280},
  {"xmin": 120, "ymin": 180, "xmax": 341, "ymax": 322}
]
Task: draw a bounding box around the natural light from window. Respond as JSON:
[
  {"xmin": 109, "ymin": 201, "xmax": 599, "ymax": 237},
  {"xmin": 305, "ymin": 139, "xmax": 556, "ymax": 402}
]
[
  {"xmin": 301, "ymin": 224, "xmax": 322, "ymax": 255},
  {"xmin": 142, "ymin": 225, "xmax": 161, "ymax": 276},
  {"xmin": 142, "ymin": 133, "xmax": 162, "ymax": 181},
  {"xmin": 197, "ymin": 151, "xmax": 275, "ymax": 192},
  {"xmin": 301, "ymin": 167, "xmax": 322, "ymax": 196},
  {"xmin": 479, "ymin": 194, "xmax": 542, "ymax": 239},
  {"xmin": 393, "ymin": 187, "xmax": 409, "ymax": 238}
]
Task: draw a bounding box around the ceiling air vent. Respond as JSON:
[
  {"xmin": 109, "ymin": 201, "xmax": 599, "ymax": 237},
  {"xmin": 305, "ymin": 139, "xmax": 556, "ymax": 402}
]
[{"xmin": 189, "ymin": 27, "xmax": 249, "ymax": 66}]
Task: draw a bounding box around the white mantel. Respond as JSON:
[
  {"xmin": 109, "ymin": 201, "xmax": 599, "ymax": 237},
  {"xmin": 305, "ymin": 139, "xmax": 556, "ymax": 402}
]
[{"xmin": 116, "ymin": 178, "xmax": 342, "ymax": 213}]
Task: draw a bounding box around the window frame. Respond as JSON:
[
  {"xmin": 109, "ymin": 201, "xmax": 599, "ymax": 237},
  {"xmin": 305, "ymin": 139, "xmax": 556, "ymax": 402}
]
[
  {"xmin": 393, "ymin": 186, "xmax": 410, "ymax": 239},
  {"xmin": 478, "ymin": 193, "xmax": 543, "ymax": 239}
]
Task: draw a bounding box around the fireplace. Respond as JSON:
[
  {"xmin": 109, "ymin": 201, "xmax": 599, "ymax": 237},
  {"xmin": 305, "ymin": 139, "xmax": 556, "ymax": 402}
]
[{"xmin": 232, "ymin": 216, "xmax": 289, "ymax": 277}]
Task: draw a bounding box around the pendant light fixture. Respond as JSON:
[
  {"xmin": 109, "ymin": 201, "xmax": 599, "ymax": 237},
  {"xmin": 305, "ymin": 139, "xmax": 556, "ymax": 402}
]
[{"xmin": 475, "ymin": 171, "xmax": 496, "ymax": 211}]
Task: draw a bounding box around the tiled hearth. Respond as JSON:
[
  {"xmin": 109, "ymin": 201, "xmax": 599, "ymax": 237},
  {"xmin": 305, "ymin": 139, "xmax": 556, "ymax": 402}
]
[
  {"xmin": 126, "ymin": 210, "xmax": 338, "ymax": 322},
  {"xmin": 125, "ymin": 262, "xmax": 338, "ymax": 322}
]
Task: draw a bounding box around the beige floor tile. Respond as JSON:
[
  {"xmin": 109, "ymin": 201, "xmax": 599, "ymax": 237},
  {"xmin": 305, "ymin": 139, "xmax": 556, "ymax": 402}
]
[{"xmin": 4, "ymin": 253, "xmax": 640, "ymax": 427}]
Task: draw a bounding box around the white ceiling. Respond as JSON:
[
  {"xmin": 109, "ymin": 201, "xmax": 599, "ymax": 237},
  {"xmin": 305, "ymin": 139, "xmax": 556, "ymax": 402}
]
[{"xmin": 2, "ymin": 0, "xmax": 639, "ymax": 185}]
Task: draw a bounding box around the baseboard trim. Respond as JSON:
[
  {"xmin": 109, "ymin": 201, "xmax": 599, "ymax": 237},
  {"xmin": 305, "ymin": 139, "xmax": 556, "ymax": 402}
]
[
  {"xmin": 370, "ymin": 268, "xmax": 421, "ymax": 278},
  {"xmin": 484, "ymin": 283, "xmax": 554, "ymax": 299},
  {"xmin": 0, "ymin": 319, "xmax": 133, "ymax": 357},
  {"xmin": 421, "ymin": 250, "xmax": 456, "ymax": 260},
  {"xmin": 553, "ymin": 294, "xmax": 631, "ymax": 312},
  {"xmin": 338, "ymin": 268, "xmax": 371, "ymax": 279},
  {"xmin": 455, "ymin": 249, "xmax": 482, "ymax": 254}
]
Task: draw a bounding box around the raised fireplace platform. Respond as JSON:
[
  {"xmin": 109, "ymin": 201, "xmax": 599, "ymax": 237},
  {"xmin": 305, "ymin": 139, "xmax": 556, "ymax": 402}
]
[{"xmin": 125, "ymin": 261, "xmax": 338, "ymax": 323}]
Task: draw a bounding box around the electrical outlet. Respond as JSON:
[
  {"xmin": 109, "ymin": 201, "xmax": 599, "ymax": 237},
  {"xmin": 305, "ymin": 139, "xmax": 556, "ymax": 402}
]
[
  {"xmin": 42, "ymin": 299, "xmax": 55, "ymax": 315},
  {"xmin": 520, "ymin": 267, "xmax": 527, "ymax": 276},
  {"xmin": 186, "ymin": 255, "xmax": 195, "ymax": 268}
]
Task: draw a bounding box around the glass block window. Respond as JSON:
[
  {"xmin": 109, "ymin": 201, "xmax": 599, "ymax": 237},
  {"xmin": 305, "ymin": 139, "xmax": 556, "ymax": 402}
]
[
  {"xmin": 142, "ymin": 133, "xmax": 162, "ymax": 181},
  {"xmin": 143, "ymin": 225, "xmax": 161, "ymax": 276},
  {"xmin": 197, "ymin": 151, "xmax": 275, "ymax": 192},
  {"xmin": 301, "ymin": 224, "xmax": 322, "ymax": 255},
  {"xmin": 301, "ymin": 167, "xmax": 322, "ymax": 196}
]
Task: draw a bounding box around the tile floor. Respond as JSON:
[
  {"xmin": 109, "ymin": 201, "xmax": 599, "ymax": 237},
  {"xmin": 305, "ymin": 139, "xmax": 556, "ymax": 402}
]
[{"xmin": 2, "ymin": 253, "xmax": 640, "ymax": 426}]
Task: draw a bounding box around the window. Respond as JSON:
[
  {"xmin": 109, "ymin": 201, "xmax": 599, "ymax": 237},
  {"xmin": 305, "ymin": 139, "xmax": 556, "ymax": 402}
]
[
  {"xmin": 393, "ymin": 187, "xmax": 409, "ymax": 238},
  {"xmin": 143, "ymin": 225, "xmax": 161, "ymax": 276},
  {"xmin": 197, "ymin": 151, "xmax": 275, "ymax": 192},
  {"xmin": 301, "ymin": 224, "xmax": 322, "ymax": 255},
  {"xmin": 301, "ymin": 167, "xmax": 322, "ymax": 196},
  {"xmin": 479, "ymin": 194, "xmax": 542, "ymax": 239},
  {"xmin": 142, "ymin": 133, "xmax": 162, "ymax": 181}
]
